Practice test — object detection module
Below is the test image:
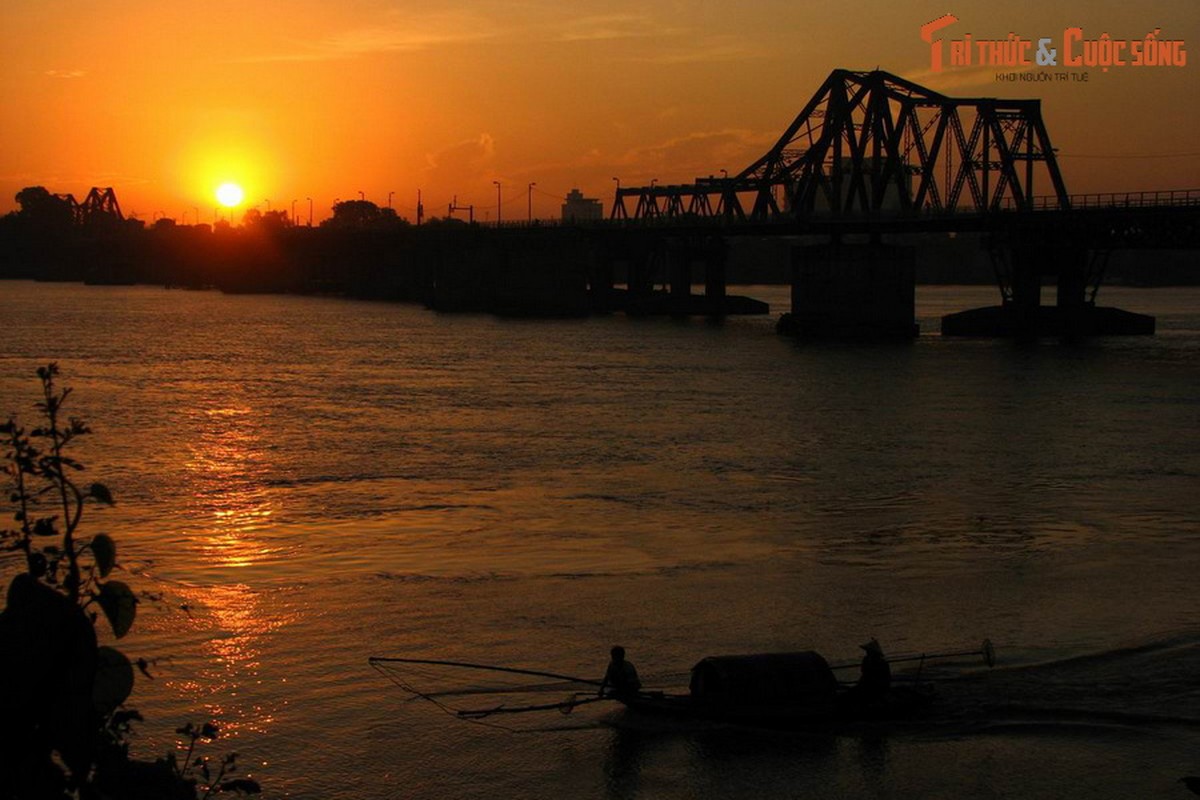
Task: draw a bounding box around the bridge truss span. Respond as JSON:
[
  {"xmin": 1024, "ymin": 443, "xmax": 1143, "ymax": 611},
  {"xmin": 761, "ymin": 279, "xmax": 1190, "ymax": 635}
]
[
  {"xmin": 54, "ymin": 187, "xmax": 124, "ymax": 226},
  {"xmin": 612, "ymin": 69, "xmax": 1070, "ymax": 222}
]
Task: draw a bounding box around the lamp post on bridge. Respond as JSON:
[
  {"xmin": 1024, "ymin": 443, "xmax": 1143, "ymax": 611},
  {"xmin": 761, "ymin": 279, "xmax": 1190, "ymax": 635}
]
[
  {"xmin": 493, "ymin": 180, "xmax": 502, "ymax": 226},
  {"xmin": 306, "ymin": 197, "xmax": 313, "ymax": 226},
  {"xmin": 527, "ymin": 182, "xmax": 535, "ymax": 223}
]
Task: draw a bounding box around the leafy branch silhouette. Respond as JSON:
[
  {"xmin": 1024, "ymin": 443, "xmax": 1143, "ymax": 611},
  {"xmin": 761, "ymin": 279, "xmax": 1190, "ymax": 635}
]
[{"xmin": 1, "ymin": 364, "xmax": 260, "ymax": 799}]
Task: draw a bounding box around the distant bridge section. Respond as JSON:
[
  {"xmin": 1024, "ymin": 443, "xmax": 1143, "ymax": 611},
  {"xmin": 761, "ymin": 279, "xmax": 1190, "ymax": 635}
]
[
  {"xmin": 55, "ymin": 187, "xmax": 123, "ymax": 226},
  {"xmin": 612, "ymin": 68, "xmax": 1069, "ymax": 221}
]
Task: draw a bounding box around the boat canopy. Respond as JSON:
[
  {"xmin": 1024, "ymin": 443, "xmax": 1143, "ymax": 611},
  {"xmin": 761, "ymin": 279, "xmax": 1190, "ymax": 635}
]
[{"xmin": 689, "ymin": 651, "xmax": 839, "ymax": 707}]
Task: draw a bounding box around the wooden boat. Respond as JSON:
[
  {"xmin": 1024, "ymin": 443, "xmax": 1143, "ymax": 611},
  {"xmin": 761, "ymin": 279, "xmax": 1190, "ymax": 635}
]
[
  {"xmin": 612, "ymin": 650, "xmax": 936, "ymax": 730},
  {"xmin": 368, "ymin": 640, "xmax": 990, "ymax": 730}
]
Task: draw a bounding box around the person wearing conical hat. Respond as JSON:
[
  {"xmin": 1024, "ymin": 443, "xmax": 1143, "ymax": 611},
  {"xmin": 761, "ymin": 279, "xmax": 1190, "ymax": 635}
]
[{"xmin": 857, "ymin": 638, "xmax": 891, "ymax": 702}]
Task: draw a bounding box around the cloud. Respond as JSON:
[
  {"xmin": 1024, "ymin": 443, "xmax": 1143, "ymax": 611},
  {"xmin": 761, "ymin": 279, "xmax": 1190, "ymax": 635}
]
[
  {"xmin": 898, "ymin": 63, "xmax": 1008, "ymax": 93},
  {"xmin": 553, "ymin": 13, "xmax": 663, "ymax": 42},
  {"xmin": 423, "ymin": 134, "xmax": 499, "ymax": 199},
  {"xmin": 614, "ymin": 129, "xmax": 777, "ymax": 180},
  {"xmin": 235, "ymin": 10, "xmax": 499, "ymax": 63},
  {"xmin": 625, "ymin": 36, "xmax": 762, "ymax": 65},
  {"xmin": 45, "ymin": 70, "xmax": 85, "ymax": 79},
  {"xmin": 234, "ymin": 8, "xmax": 719, "ymax": 64}
]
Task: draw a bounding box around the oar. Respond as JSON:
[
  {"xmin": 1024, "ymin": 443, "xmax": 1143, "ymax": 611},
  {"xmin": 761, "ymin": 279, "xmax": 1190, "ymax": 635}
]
[
  {"xmin": 368, "ymin": 656, "xmax": 604, "ymax": 686},
  {"xmin": 831, "ymin": 639, "xmax": 996, "ymax": 670}
]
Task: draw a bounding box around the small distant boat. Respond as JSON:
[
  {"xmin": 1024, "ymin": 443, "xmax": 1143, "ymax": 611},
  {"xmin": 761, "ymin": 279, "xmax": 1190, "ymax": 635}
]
[{"xmin": 369, "ymin": 640, "xmax": 993, "ymax": 731}]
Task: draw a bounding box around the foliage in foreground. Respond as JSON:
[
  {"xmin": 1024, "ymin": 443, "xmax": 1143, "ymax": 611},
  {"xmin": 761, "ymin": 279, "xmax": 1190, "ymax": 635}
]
[{"xmin": 0, "ymin": 364, "xmax": 259, "ymax": 799}]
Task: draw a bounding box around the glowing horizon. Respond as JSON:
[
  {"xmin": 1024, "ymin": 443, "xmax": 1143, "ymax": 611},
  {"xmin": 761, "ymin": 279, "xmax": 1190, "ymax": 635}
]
[{"xmin": 2, "ymin": 1, "xmax": 1197, "ymax": 223}]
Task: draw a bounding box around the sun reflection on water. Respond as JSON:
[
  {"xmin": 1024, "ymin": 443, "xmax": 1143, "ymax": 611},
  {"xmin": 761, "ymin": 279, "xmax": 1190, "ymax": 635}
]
[
  {"xmin": 168, "ymin": 401, "xmax": 297, "ymax": 739},
  {"xmin": 184, "ymin": 403, "xmax": 282, "ymax": 570},
  {"xmin": 167, "ymin": 582, "xmax": 298, "ymax": 738}
]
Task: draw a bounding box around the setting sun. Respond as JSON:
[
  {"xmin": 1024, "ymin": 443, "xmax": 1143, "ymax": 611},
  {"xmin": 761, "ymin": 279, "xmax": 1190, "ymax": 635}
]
[{"xmin": 216, "ymin": 183, "xmax": 245, "ymax": 208}]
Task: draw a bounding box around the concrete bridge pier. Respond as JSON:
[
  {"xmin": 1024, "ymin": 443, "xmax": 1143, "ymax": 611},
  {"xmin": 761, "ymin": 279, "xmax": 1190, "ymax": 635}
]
[
  {"xmin": 667, "ymin": 238, "xmax": 692, "ymax": 302},
  {"xmin": 665, "ymin": 236, "xmax": 729, "ymax": 316},
  {"xmin": 625, "ymin": 242, "xmax": 659, "ymax": 311},
  {"xmin": 942, "ymin": 244, "xmax": 1155, "ymax": 337},
  {"xmin": 777, "ymin": 241, "xmax": 918, "ymax": 338}
]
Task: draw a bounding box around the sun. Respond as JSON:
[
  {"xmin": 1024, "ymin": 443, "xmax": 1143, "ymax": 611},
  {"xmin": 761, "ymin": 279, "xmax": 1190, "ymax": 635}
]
[{"xmin": 215, "ymin": 182, "xmax": 245, "ymax": 208}]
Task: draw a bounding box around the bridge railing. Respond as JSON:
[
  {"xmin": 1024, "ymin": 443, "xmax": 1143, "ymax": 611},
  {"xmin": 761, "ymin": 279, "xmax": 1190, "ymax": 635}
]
[{"xmin": 1015, "ymin": 189, "xmax": 1200, "ymax": 211}]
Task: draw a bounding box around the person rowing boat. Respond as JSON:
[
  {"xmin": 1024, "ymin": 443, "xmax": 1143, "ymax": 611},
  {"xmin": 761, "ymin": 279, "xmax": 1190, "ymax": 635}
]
[{"xmin": 599, "ymin": 645, "xmax": 642, "ymax": 700}]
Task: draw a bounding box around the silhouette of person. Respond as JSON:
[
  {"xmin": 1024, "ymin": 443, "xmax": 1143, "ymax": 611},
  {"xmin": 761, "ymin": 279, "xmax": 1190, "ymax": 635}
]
[
  {"xmin": 600, "ymin": 645, "xmax": 642, "ymax": 699},
  {"xmin": 857, "ymin": 638, "xmax": 891, "ymax": 701}
]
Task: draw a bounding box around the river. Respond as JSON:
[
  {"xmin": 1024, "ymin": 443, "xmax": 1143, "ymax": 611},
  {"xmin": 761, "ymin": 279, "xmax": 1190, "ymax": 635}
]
[{"xmin": 1, "ymin": 281, "xmax": 1198, "ymax": 798}]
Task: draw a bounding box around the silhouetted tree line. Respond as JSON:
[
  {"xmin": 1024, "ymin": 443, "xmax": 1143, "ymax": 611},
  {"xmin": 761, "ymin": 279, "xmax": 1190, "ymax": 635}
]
[{"xmin": 0, "ymin": 189, "xmax": 440, "ymax": 296}]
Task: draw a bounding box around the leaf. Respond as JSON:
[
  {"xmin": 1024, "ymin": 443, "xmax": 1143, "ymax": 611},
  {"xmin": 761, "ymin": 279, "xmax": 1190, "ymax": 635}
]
[
  {"xmin": 219, "ymin": 779, "xmax": 262, "ymax": 794},
  {"xmin": 89, "ymin": 482, "xmax": 115, "ymax": 506},
  {"xmin": 92, "ymin": 533, "xmax": 116, "ymax": 577},
  {"xmin": 33, "ymin": 517, "xmax": 57, "ymax": 536},
  {"xmin": 97, "ymin": 580, "xmax": 137, "ymax": 638},
  {"xmin": 112, "ymin": 709, "xmax": 144, "ymax": 726},
  {"xmin": 201, "ymin": 722, "xmax": 219, "ymax": 740},
  {"xmin": 92, "ymin": 645, "xmax": 135, "ymax": 715},
  {"xmin": 137, "ymin": 657, "xmax": 154, "ymax": 679}
]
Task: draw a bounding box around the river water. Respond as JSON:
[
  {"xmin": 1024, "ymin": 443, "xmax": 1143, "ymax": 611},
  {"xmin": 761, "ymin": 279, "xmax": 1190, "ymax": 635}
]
[{"xmin": 1, "ymin": 281, "xmax": 1199, "ymax": 798}]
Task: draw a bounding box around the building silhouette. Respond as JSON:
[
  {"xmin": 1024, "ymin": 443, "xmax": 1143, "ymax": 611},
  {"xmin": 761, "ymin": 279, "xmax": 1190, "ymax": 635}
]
[{"xmin": 561, "ymin": 188, "xmax": 603, "ymax": 223}]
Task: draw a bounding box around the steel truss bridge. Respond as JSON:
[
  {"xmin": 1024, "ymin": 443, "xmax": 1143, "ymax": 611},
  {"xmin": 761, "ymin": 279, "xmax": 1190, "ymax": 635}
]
[
  {"xmin": 610, "ymin": 68, "xmax": 1194, "ymax": 225},
  {"xmin": 54, "ymin": 187, "xmax": 124, "ymax": 226}
]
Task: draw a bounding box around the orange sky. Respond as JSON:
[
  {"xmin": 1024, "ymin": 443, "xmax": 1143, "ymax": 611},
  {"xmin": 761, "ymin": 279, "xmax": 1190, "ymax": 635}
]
[{"xmin": 1, "ymin": 1, "xmax": 1197, "ymax": 223}]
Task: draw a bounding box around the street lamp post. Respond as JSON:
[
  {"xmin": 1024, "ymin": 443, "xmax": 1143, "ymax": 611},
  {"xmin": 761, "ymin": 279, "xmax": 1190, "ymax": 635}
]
[
  {"xmin": 291, "ymin": 199, "xmax": 297, "ymax": 225},
  {"xmin": 358, "ymin": 190, "xmax": 365, "ymax": 201},
  {"xmin": 527, "ymin": 182, "xmax": 535, "ymax": 223},
  {"xmin": 387, "ymin": 191, "xmax": 394, "ymax": 209},
  {"xmin": 493, "ymin": 181, "xmax": 502, "ymax": 226},
  {"xmin": 306, "ymin": 197, "xmax": 313, "ymax": 226}
]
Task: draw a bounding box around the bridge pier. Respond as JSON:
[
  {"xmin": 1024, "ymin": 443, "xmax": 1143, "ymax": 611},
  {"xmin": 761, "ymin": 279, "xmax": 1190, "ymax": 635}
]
[
  {"xmin": 610, "ymin": 234, "xmax": 763, "ymax": 317},
  {"xmin": 942, "ymin": 244, "xmax": 1155, "ymax": 337},
  {"xmin": 777, "ymin": 241, "xmax": 918, "ymax": 338},
  {"xmin": 665, "ymin": 236, "xmax": 730, "ymax": 315}
]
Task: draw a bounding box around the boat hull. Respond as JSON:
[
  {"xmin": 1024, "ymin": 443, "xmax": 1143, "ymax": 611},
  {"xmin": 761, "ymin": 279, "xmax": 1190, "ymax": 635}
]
[{"xmin": 617, "ymin": 685, "xmax": 935, "ymax": 731}]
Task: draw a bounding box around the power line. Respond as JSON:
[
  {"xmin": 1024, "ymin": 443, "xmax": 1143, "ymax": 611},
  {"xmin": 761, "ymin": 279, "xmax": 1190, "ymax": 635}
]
[{"xmin": 1058, "ymin": 151, "xmax": 1200, "ymax": 159}]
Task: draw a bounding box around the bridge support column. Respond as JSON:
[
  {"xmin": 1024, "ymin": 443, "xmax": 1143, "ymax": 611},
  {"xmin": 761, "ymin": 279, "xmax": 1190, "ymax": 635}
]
[
  {"xmin": 705, "ymin": 247, "xmax": 727, "ymax": 312},
  {"xmin": 667, "ymin": 240, "xmax": 692, "ymax": 302},
  {"xmin": 778, "ymin": 242, "xmax": 917, "ymax": 338},
  {"xmin": 626, "ymin": 245, "xmax": 656, "ymax": 307},
  {"xmin": 943, "ymin": 244, "xmax": 1155, "ymax": 337}
]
